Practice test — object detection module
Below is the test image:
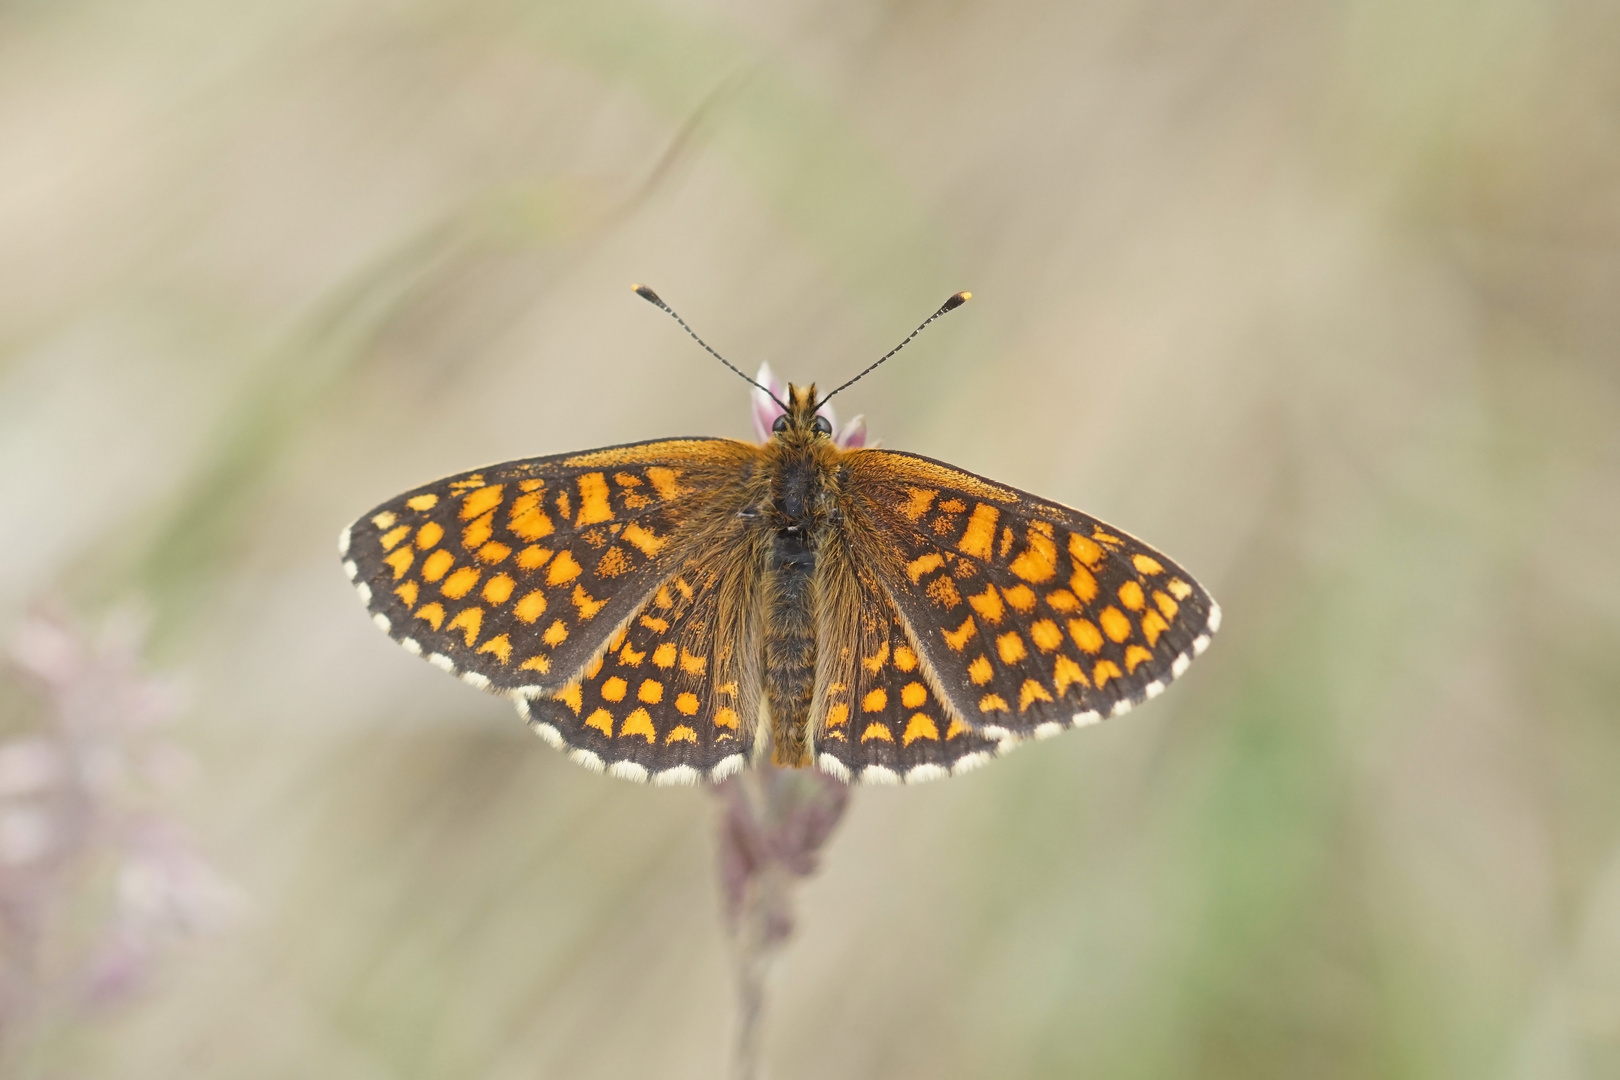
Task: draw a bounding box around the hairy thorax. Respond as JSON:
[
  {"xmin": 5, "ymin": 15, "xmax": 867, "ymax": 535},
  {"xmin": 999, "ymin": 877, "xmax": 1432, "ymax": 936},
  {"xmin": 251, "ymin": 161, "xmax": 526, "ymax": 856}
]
[{"xmin": 760, "ymin": 433, "xmax": 843, "ymax": 766}]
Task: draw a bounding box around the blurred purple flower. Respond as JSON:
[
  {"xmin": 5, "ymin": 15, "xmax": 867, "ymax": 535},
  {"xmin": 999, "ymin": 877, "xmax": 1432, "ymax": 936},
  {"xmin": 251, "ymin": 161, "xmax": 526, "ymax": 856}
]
[{"xmin": 0, "ymin": 608, "xmax": 242, "ymax": 1051}]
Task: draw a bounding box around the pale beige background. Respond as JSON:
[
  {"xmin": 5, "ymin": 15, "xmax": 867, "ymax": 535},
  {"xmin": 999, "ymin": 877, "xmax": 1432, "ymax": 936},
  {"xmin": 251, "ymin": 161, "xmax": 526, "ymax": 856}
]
[{"xmin": 2, "ymin": 0, "xmax": 1618, "ymax": 1076}]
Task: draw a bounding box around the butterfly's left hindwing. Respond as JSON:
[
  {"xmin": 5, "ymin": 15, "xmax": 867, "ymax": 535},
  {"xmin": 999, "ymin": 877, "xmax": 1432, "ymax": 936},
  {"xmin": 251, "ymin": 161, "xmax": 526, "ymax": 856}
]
[{"xmin": 340, "ymin": 438, "xmax": 759, "ymax": 696}]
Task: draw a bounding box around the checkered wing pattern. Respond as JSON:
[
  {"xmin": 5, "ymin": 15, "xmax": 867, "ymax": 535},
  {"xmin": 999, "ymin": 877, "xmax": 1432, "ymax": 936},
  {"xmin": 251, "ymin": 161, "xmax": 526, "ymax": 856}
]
[
  {"xmin": 838, "ymin": 450, "xmax": 1220, "ymax": 750},
  {"xmin": 813, "ymin": 558, "xmax": 1007, "ymax": 785},
  {"xmin": 340, "ymin": 438, "xmax": 759, "ymax": 698}
]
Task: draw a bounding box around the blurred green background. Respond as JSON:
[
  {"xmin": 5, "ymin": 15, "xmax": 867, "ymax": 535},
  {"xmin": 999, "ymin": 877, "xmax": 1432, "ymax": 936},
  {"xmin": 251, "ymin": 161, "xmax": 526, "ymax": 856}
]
[{"xmin": 3, "ymin": 0, "xmax": 1619, "ymax": 1076}]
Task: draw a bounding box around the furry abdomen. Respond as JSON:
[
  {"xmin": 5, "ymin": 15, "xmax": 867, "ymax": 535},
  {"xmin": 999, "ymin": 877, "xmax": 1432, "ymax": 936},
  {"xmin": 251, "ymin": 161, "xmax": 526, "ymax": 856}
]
[{"xmin": 762, "ymin": 444, "xmax": 835, "ymax": 766}]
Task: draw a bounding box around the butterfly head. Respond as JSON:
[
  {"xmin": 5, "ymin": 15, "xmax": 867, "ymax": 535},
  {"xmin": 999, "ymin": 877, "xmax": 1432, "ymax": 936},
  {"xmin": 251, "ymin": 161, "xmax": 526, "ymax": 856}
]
[{"xmin": 769, "ymin": 384, "xmax": 834, "ymax": 442}]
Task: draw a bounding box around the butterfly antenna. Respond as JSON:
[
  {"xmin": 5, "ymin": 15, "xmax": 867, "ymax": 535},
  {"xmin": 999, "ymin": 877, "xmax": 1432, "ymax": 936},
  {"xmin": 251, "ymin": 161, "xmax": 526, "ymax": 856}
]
[
  {"xmin": 632, "ymin": 284, "xmax": 787, "ymax": 409},
  {"xmin": 815, "ymin": 291, "xmax": 971, "ymax": 407}
]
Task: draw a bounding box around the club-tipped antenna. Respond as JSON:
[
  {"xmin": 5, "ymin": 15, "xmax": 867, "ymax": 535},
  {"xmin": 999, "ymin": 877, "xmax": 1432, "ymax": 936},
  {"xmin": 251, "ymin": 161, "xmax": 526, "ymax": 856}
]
[
  {"xmin": 632, "ymin": 284, "xmax": 786, "ymax": 409},
  {"xmin": 815, "ymin": 291, "xmax": 971, "ymax": 408}
]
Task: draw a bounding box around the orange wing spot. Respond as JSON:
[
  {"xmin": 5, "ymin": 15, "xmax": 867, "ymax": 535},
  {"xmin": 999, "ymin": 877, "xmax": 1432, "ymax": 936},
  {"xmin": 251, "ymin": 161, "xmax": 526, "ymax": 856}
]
[
  {"xmin": 1069, "ymin": 618, "xmax": 1104, "ymax": 653},
  {"xmin": 518, "ymin": 478, "xmax": 545, "ymax": 493},
  {"xmin": 652, "ymin": 643, "xmax": 677, "ymax": 669},
  {"xmin": 1132, "ymin": 554, "xmax": 1164, "ymax": 575},
  {"xmin": 460, "ymin": 484, "xmax": 504, "ymax": 523},
  {"xmin": 666, "ymin": 725, "xmax": 697, "ymax": 744},
  {"xmin": 903, "ymin": 714, "xmax": 939, "ymax": 745},
  {"xmin": 1093, "ymin": 528, "xmax": 1123, "ymax": 546},
  {"xmin": 585, "ymin": 708, "xmax": 613, "ymax": 736},
  {"xmin": 575, "ymin": 473, "xmax": 613, "ymax": 526},
  {"xmin": 372, "ymin": 511, "xmax": 398, "ymax": 529},
  {"xmin": 509, "ymin": 500, "xmax": 554, "ymax": 542},
  {"xmin": 482, "ymin": 574, "xmax": 514, "ymax": 605},
  {"xmin": 946, "ymin": 718, "xmax": 972, "ymax": 739},
  {"xmin": 1053, "ymin": 654, "xmax": 1088, "ymax": 694},
  {"xmin": 638, "ymin": 679, "xmax": 664, "ymax": 704},
  {"xmin": 554, "ymin": 490, "xmax": 571, "ymax": 520},
  {"xmin": 406, "ymin": 493, "xmax": 438, "ymax": 511},
  {"xmin": 446, "ymin": 607, "xmax": 483, "ymax": 647},
  {"xmin": 716, "ymin": 682, "xmax": 738, "ymax": 697},
  {"xmin": 653, "ymin": 586, "xmax": 673, "ymax": 610},
  {"xmin": 415, "ymin": 521, "xmax": 444, "ymax": 549},
  {"xmin": 968, "ymin": 584, "xmax": 1005, "ymax": 624},
  {"xmin": 943, "ymin": 617, "xmax": 977, "ymax": 651},
  {"xmin": 620, "ymin": 707, "xmax": 656, "ymax": 743},
  {"xmin": 621, "ymin": 522, "xmax": 666, "ymax": 556},
  {"xmin": 517, "ymin": 545, "xmax": 553, "ymax": 570},
  {"xmin": 958, "ymin": 504, "xmax": 1000, "ymax": 559},
  {"xmin": 622, "ymin": 492, "xmax": 651, "ymax": 511},
  {"xmin": 542, "ymin": 619, "xmax": 568, "ymax": 646},
  {"xmin": 863, "ymin": 689, "xmax": 888, "ymax": 712},
  {"xmin": 968, "ymin": 655, "xmax": 994, "ymax": 685},
  {"xmin": 394, "ymin": 581, "xmax": 420, "ymax": 606},
  {"xmin": 1019, "ymin": 679, "xmax": 1053, "ymax": 711},
  {"xmin": 901, "ymin": 682, "xmax": 928, "ymax": 708},
  {"xmin": 1093, "ymin": 660, "xmax": 1123, "ymax": 688},
  {"xmin": 825, "ymin": 703, "xmax": 849, "ymax": 729},
  {"xmin": 1069, "ymin": 532, "xmax": 1105, "ymax": 569},
  {"xmin": 613, "ymin": 472, "xmax": 643, "ymax": 488},
  {"xmin": 900, "ymin": 487, "xmax": 937, "ymax": 521},
  {"xmin": 1045, "ymin": 589, "xmax": 1080, "ymax": 612},
  {"xmin": 441, "ymin": 566, "xmax": 480, "ymax": 599},
  {"xmin": 601, "ymin": 676, "xmax": 628, "ymax": 703},
  {"xmin": 713, "ymin": 707, "xmax": 739, "ymax": 730},
  {"xmin": 906, "ymin": 553, "xmax": 944, "ymax": 584},
  {"xmin": 640, "ymin": 614, "xmax": 670, "ymax": 634},
  {"xmin": 514, "ymin": 590, "xmax": 547, "ymax": 623},
  {"xmin": 421, "ymin": 550, "xmax": 454, "ymax": 583},
  {"xmin": 552, "ymin": 681, "xmax": 580, "ymax": 712},
  {"xmin": 999, "ymin": 526, "xmax": 1016, "ymax": 559},
  {"xmin": 997, "ymin": 632, "xmax": 1028, "ymax": 664},
  {"xmin": 477, "ymin": 541, "xmax": 511, "ymax": 564},
  {"xmin": 1167, "ymin": 578, "xmax": 1193, "ymax": 600},
  {"xmin": 414, "ymin": 602, "xmax": 445, "ymax": 630},
  {"xmin": 1009, "ymin": 523, "xmax": 1058, "ymax": 582},
  {"xmin": 596, "ymin": 547, "xmax": 632, "ymax": 578},
  {"xmin": 1070, "ymin": 564, "xmax": 1099, "ymax": 603},
  {"xmin": 380, "ymin": 524, "xmax": 410, "ymax": 551},
  {"xmin": 478, "ymin": 633, "xmax": 512, "ymax": 663},
  {"xmin": 520, "ymin": 653, "xmax": 551, "ymax": 674},
  {"xmin": 979, "ymin": 693, "xmax": 1009, "ymax": 713},
  {"xmin": 927, "ymin": 576, "xmax": 962, "ymax": 609},
  {"xmin": 1124, "ymin": 645, "xmax": 1154, "ymax": 673},
  {"xmin": 546, "ymin": 551, "xmax": 582, "ymax": 586},
  {"xmin": 894, "ymin": 646, "xmax": 918, "ymax": 672},
  {"xmin": 1118, "ymin": 580, "xmax": 1146, "ymax": 611},
  {"xmin": 1099, "ymin": 606, "xmax": 1133, "ymax": 643},
  {"xmin": 861, "ymin": 722, "xmax": 895, "ymax": 743},
  {"xmin": 675, "ymin": 692, "xmax": 699, "ymax": 716},
  {"xmin": 680, "ymin": 649, "xmax": 706, "ymax": 675},
  {"xmin": 1153, "ymin": 590, "xmax": 1180, "ymax": 620},
  {"xmin": 939, "ymin": 498, "xmax": 967, "ymax": 513},
  {"xmin": 645, "ymin": 467, "xmax": 684, "ymax": 499},
  {"xmin": 862, "ymin": 642, "xmax": 890, "ymax": 673},
  {"xmin": 1002, "ymin": 584, "xmax": 1036, "ymax": 613},
  {"xmin": 1141, "ymin": 610, "xmax": 1169, "ymax": 646},
  {"xmin": 674, "ymin": 577, "xmax": 694, "ymax": 601},
  {"xmin": 572, "ymin": 585, "xmax": 607, "ymax": 620},
  {"xmin": 384, "ymin": 548, "xmax": 415, "ymax": 579},
  {"xmin": 1029, "ymin": 619, "xmax": 1064, "ymax": 652},
  {"xmin": 619, "ymin": 643, "xmax": 646, "ymax": 666}
]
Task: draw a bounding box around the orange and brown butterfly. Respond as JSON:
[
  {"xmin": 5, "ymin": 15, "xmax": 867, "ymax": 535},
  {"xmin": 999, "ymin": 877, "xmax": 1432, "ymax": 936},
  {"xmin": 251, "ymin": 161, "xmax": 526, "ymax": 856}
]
[{"xmin": 340, "ymin": 287, "xmax": 1219, "ymax": 785}]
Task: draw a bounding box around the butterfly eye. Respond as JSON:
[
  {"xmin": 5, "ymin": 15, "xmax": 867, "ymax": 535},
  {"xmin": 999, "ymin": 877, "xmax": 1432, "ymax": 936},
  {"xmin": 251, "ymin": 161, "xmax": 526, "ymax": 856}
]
[
  {"xmin": 811, "ymin": 415, "xmax": 833, "ymax": 436},
  {"xmin": 771, "ymin": 414, "xmax": 790, "ymax": 433}
]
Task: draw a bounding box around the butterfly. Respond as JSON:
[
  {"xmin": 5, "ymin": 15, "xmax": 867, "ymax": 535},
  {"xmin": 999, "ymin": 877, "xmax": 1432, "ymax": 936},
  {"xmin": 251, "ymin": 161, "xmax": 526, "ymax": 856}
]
[{"xmin": 340, "ymin": 287, "xmax": 1219, "ymax": 786}]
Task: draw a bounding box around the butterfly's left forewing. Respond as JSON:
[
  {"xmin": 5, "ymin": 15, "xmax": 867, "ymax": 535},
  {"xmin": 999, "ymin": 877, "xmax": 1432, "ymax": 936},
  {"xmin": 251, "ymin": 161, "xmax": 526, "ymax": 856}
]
[{"xmin": 341, "ymin": 438, "xmax": 761, "ymax": 697}]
